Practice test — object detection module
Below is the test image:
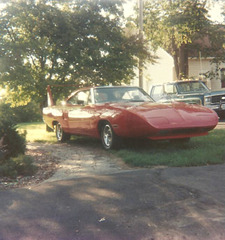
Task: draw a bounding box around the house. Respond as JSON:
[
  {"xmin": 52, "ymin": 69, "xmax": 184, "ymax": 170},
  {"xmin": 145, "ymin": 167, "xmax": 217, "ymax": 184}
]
[
  {"xmin": 131, "ymin": 51, "xmax": 225, "ymax": 92},
  {"xmin": 131, "ymin": 33, "xmax": 225, "ymax": 92},
  {"xmin": 188, "ymin": 29, "xmax": 225, "ymax": 90},
  {"xmin": 130, "ymin": 47, "xmax": 174, "ymax": 93},
  {"xmin": 188, "ymin": 55, "xmax": 225, "ymax": 91}
]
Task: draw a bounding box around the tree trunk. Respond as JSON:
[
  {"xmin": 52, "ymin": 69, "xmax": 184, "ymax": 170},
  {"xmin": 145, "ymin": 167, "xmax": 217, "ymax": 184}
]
[
  {"xmin": 178, "ymin": 44, "xmax": 189, "ymax": 79},
  {"xmin": 173, "ymin": 53, "xmax": 179, "ymax": 80}
]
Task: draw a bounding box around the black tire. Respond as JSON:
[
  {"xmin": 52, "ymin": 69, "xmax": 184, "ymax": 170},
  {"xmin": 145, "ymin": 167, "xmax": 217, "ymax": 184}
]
[
  {"xmin": 101, "ymin": 122, "xmax": 119, "ymax": 150},
  {"xmin": 56, "ymin": 122, "xmax": 70, "ymax": 142}
]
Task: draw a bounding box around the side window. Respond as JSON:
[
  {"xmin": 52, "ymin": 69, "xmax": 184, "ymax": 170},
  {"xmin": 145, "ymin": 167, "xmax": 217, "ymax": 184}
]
[
  {"xmin": 164, "ymin": 84, "xmax": 177, "ymax": 94},
  {"xmin": 150, "ymin": 85, "xmax": 163, "ymax": 101},
  {"xmin": 67, "ymin": 90, "xmax": 90, "ymax": 105}
]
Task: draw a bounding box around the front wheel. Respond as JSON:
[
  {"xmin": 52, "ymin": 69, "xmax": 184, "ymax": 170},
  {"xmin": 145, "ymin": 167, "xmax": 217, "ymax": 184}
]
[
  {"xmin": 101, "ymin": 123, "xmax": 119, "ymax": 150},
  {"xmin": 55, "ymin": 123, "xmax": 70, "ymax": 142}
]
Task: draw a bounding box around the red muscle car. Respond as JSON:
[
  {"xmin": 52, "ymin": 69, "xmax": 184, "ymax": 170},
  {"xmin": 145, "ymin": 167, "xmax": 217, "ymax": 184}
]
[{"xmin": 43, "ymin": 85, "xmax": 218, "ymax": 150}]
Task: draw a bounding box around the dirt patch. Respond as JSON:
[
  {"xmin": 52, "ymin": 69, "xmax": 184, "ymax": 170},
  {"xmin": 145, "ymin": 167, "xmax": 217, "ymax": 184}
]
[
  {"xmin": 34, "ymin": 141, "xmax": 131, "ymax": 183},
  {"xmin": 0, "ymin": 144, "xmax": 60, "ymax": 190},
  {"xmin": 0, "ymin": 141, "xmax": 130, "ymax": 190}
]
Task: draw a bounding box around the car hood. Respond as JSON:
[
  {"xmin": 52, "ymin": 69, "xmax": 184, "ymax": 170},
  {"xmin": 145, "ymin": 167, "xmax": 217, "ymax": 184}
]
[
  {"xmin": 109, "ymin": 101, "xmax": 218, "ymax": 129},
  {"xmin": 205, "ymin": 90, "xmax": 225, "ymax": 97}
]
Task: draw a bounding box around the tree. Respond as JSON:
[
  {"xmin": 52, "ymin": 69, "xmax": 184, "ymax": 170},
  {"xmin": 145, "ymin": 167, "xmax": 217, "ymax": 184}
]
[
  {"xmin": 210, "ymin": 2, "xmax": 225, "ymax": 65},
  {"xmin": 143, "ymin": 0, "xmax": 215, "ymax": 80},
  {"xmin": 0, "ymin": 0, "xmax": 150, "ymax": 108}
]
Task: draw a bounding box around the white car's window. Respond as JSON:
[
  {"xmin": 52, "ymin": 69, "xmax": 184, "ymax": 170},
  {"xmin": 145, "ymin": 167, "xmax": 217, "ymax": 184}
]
[
  {"xmin": 164, "ymin": 84, "xmax": 177, "ymax": 94},
  {"xmin": 151, "ymin": 85, "xmax": 163, "ymax": 101}
]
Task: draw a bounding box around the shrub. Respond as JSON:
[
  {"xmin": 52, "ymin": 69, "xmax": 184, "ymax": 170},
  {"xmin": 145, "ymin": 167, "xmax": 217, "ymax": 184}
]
[
  {"xmin": 0, "ymin": 121, "xmax": 26, "ymax": 161},
  {"xmin": 0, "ymin": 103, "xmax": 38, "ymax": 179},
  {"xmin": 0, "ymin": 102, "xmax": 41, "ymax": 123},
  {"xmin": 0, "ymin": 101, "xmax": 27, "ymax": 159},
  {"xmin": 3, "ymin": 128, "xmax": 26, "ymax": 159},
  {"xmin": 12, "ymin": 102, "xmax": 42, "ymax": 122},
  {"xmin": 0, "ymin": 161, "xmax": 17, "ymax": 178},
  {"xmin": 0, "ymin": 155, "xmax": 37, "ymax": 178}
]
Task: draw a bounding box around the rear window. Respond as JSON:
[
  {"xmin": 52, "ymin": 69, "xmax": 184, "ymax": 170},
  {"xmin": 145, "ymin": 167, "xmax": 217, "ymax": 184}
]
[{"xmin": 177, "ymin": 81, "xmax": 209, "ymax": 93}]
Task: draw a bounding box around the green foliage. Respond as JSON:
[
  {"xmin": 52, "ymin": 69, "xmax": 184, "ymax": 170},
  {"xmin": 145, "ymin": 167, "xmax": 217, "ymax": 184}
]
[
  {"xmin": 0, "ymin": 102, "xmax": 41, "ymax": 123},
  {"xmin": 0, "ymin": 104, "xmax": 39, "ymax": 179},
  {"xmin": 142, "ymin": 0, "xmax": 216, "ymax": 79},
  {"xmin": 0, "ymin": 155, "xmax": 37, "ymax": 178},
  {"xmin": 0, "ymin": 0, "xmax": 150, "ymax": 107},
  {"xmin": 2, "ymin": 127, "xmax": 26, "ymax": 159},
  {"xmin": 12, "ymin": 102, "xmax": 42, "ymax": 122},
  {"xmin": 0, "ymin": 104, "xmax": 26, "ymax": 161},
  {"xmin": 144, "ymin": 1, "xmax": 209, "ymax": 47},
  {"xmin": 0, "ymin": 102, "xmax": 17, "ymax": 127}
]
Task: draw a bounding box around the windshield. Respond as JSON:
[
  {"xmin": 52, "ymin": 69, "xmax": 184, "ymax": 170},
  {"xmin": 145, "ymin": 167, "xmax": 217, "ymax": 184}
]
[
  {"xmin": 94, "ymin": 87, "xmax": 153, "ymax": 103},
  {"xmin": 176, "ymin": 81, "xmax": 210, "ymax": 94}
]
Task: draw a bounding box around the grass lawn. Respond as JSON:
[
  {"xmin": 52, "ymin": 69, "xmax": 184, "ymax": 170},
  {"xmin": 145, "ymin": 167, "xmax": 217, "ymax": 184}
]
[
  {"xmin": 18, "ymin": 122, "xmax": 225, "ymax": 168},
  {"xmin": 18, "ymin": 122, "xmax": 56, "ymax": 143},
  {"xmin": 115, "ymin": 129, "xmax": 225, "ymax": 167}
]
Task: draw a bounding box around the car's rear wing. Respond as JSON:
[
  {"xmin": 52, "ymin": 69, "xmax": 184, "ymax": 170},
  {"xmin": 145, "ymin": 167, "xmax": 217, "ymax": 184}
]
[{"xmin": 47, "ymin": 85, "xmax": 54, "ymax": 107}]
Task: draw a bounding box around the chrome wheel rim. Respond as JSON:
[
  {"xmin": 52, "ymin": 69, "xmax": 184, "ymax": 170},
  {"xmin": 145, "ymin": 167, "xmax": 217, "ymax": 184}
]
[
  {"xmin": 103, "ymin": 124, "xmax": 112, "ymax": 148},
  {"xmin": 56, "ymin": 124, "xmax": 62, "ymax": 140}
]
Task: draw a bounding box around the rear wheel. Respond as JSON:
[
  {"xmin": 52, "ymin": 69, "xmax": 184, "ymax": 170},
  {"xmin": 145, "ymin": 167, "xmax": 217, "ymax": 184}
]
[
  {"xmin": 56, "ymin": 123, "xmax": 70, "ymax": 142},
  {"xmin": 101, "ymin": 122, "xmax": 119, "ymax": 150}
]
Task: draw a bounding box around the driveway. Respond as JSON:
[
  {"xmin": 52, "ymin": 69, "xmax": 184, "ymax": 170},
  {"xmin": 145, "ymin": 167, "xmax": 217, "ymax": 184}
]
[{"xmin": 0, "ymin": 122, "xmax": 225, "ymax": 240}]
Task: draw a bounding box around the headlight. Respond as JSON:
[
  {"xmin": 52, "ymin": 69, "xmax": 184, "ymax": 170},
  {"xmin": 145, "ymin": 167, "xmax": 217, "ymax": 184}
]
[{"xmin": 204, "ymin": 96, "xmax": 211, "ymax": 104}]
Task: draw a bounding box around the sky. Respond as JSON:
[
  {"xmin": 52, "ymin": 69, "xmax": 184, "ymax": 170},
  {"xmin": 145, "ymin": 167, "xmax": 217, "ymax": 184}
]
[{"xmin": 208, "ymin": 2, "xmax": 224, "ymax": 23}]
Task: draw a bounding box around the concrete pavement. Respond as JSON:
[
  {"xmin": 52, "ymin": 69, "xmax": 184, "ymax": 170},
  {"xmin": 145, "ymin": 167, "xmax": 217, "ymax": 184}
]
[
  {"xmin": 0, "ymin": 121, "xmax": 225, "ymax": 240},
  {"xmin": 1, "ymin": 164, "xmax": 225, "ymax": 240}
]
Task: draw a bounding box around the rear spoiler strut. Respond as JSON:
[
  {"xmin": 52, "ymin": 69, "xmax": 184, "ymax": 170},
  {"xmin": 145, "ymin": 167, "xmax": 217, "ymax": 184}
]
[{"xmin": 47, "ymin": 85, "xmax": 54, "ymax": 107}]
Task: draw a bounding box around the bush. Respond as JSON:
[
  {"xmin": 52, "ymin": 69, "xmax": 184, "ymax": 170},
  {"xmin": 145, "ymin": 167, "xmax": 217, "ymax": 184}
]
[
  {"xmin": 0, "ymin": 102, "xmax": 42, "ymax": 123},
  {"xmin": 0, "ymin": 101, "xmax": 27, "ymax": 159},
  {"xmin": 0, "ymin": 104, "xmax": 34, "ymax": 179},
  {"xmin": 0, "ymin": 121, "xmax": 26, "ymax": 161},
  {"xmin": 12, "ymin": 102, "xmax": 42, "ymax": 122},
  {"xmin": 2, "ymin": 128, "xmax": 26, "ymax": 159},
  {"xmin": 0, "ymin": 155, "xmax": 37, "ymax": 178}
]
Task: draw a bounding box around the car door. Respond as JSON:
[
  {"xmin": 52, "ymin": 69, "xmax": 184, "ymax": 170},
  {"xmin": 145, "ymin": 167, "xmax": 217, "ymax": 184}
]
[{"xmin": 66, "ymin": 89, "xmax": 94, "ymax": 135}]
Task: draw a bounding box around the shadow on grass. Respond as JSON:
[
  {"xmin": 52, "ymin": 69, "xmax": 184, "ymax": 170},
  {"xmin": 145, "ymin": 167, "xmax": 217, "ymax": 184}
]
[
  {"xmin": 67, "ymin": 135, "xmax": 192, "ymax": 153},
  {"xmin": 114, "ymin": 130, "xmax": 225, "ymax": 168},
  {"xmin": 67, "ymin": 136, "xmax": 103, "ymax": 149}
]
